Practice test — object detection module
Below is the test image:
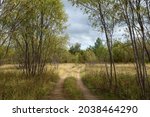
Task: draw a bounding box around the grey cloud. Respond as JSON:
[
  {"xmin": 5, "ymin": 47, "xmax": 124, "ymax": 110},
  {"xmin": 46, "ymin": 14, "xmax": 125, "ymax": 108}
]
[
  {"xmin": 62, "ymin": 0, "xmax": 125, "ymax": 49},
  {"xmin": 62, "ymin": 0, "xmax": 100, "ymax": 49}
]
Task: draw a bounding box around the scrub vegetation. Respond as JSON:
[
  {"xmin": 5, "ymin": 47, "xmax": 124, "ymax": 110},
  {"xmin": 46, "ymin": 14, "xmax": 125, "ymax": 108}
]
[{"xmin": 0, "ymin": 69, "xmax": 59, "ymax": 100}]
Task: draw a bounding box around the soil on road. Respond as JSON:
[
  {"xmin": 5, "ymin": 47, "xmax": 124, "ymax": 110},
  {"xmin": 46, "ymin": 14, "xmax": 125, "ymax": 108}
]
[{"xmin": 49, "ymin": 64, "xmax": 97, "ymax": 100}]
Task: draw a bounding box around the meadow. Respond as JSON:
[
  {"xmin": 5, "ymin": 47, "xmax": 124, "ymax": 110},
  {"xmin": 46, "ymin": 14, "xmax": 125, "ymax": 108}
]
[
  {"xmin": 0, "ymin": 64, "xmax": 59, "ymax": 100},
  {"xmin": 0, "ymin": 63, "xmax": 150, "ymax": 100},
  {"xmin": 82, "ymin": 64, "xmax": 150, "ymax": 100}
]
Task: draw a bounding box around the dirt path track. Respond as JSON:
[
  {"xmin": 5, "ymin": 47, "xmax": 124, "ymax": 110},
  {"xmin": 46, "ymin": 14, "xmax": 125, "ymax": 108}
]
[
  {"xmin": 49, "ymin": 64, "xmax": 97, "ymax": 100},
  {"xmin": 77, "ymin": 69, "xmax": 97, "ymax": 100},
  {"xmin": 49, "ymin": 77, "xmax": 65, "ymax": 100}
]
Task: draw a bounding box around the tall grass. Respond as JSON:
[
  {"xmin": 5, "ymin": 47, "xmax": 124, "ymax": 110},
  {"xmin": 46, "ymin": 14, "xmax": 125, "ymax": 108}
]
[
  {"xmin": 63, "ymin": 77, "xmax": 84, "ymax": 100},
  {"xmin": 0, "ymin": 71, "xmax": 59, "ymax": 100},
  {"xmin": 82, "ymin": 71, "xmax": 150, "ymax": 100}
]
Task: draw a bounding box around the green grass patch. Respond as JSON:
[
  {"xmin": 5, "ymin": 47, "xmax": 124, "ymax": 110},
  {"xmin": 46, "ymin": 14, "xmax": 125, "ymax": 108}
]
[
  {"xmin": 0, "ymin": 71, "xmax": 59, "ymax": 100},
  {"xmin": 63, "ymin": 77, "xmax": 84, "ymax": 100}
]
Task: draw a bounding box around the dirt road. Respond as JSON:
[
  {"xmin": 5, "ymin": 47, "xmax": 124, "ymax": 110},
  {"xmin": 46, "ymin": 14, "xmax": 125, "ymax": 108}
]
[{"xmin": 49, "ymin": 64, "xmax": 97, "ymax": 100}]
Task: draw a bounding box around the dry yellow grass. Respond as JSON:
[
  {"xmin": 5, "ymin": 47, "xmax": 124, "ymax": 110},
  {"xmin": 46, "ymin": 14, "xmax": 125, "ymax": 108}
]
[
  {"xmin": 47, "ymin": 64, "xmax": 85, "ymax": 78},
  {"xmin": 0, "ymin": 64, "xmax": 16, "ymax": 69},
  {"xmin": 85, "ymin": 63, "xmax": 150, "ymax": 75},
  {"xmin": 1, "ymin": 63, "xmax": 150, "ymax": 76},
  {"xmin": 0, "ymin": 64, "xmax": 20, "ymax": 73}
]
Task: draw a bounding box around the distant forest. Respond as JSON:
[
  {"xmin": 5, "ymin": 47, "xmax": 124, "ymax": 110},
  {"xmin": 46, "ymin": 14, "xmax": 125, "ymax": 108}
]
[{"xmin": 1, "ymin": 37, "xmax": 150, "ymax": 64}]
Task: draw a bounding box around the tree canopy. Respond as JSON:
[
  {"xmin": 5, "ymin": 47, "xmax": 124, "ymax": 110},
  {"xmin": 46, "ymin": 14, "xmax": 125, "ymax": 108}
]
[{"xmin": 0, "ymin": 0, "xmax": 67, "ymax": 76}]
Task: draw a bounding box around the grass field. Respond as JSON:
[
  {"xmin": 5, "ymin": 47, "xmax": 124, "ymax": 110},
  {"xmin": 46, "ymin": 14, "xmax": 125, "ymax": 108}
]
[
  {"xmin": 82, "ymin": 64, "xmax": 150, "ymax": 100},
  {"xmin": 0, "ymin": 63, "xmax": 150, "ymax": 100},
  {"xmin": 84, "ymin": 63, "xmax": 150, "ymax": 75},
  {"xmin": 0, "ymin": 64, "xmax": 59, "ymax": 100}
]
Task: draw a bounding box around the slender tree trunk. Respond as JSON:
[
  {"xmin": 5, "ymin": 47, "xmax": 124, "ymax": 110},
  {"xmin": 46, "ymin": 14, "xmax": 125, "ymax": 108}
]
[{"xmin": 98, "ymin": 2, "xmax": 117, "ymax": 91}]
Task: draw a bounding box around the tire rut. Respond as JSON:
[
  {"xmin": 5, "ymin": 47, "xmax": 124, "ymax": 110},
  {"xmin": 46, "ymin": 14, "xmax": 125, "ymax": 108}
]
[
  {"xmin": 48, "ymin": 64, "xmax": 97, "ymax": 100},
  {"xmin": 48, "ymin": 77, "xmax": 65, "ymax": 100},
  {"xmin": 77, "ymin": 70, "xmax": 97, "ymax": 100}
]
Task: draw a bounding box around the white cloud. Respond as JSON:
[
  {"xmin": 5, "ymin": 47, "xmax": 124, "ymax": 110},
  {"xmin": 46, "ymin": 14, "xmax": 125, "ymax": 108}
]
[
  {"xmin": 62, "ymin": 0, "xmax": 125, "ymax": 49},
  {"xmin": 62, "ymin": 0, "xmax": 100, "ymax": 49}
]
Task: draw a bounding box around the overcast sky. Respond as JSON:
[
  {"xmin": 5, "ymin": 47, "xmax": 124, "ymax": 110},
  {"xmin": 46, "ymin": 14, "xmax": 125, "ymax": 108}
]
[{"xmin": 62, "ymin": 0, "xmax": 124, "ymax": 49}]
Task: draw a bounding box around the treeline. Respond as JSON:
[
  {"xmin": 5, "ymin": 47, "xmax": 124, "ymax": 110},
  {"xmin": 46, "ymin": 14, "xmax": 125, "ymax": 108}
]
[
  {"xmin": 65, "ymin": 37, "xmax": 150, "ymax": 64},
  {"xmin": 67, "ymin": 38, "xmax": 134, "ymax": 63},
  {"xmin": 1, "ymin": 37, "xmax": 150, "ymax": 64}
]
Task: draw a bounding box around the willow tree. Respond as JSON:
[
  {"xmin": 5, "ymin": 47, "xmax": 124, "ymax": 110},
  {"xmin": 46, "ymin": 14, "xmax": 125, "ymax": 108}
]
[
  {"xmin": 69, "ymin": 0, "xmax": 118, "ymax": 91},
  {"xmin": 0, "ymin": 0, "xmax": 67, "ymax": 76}
]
